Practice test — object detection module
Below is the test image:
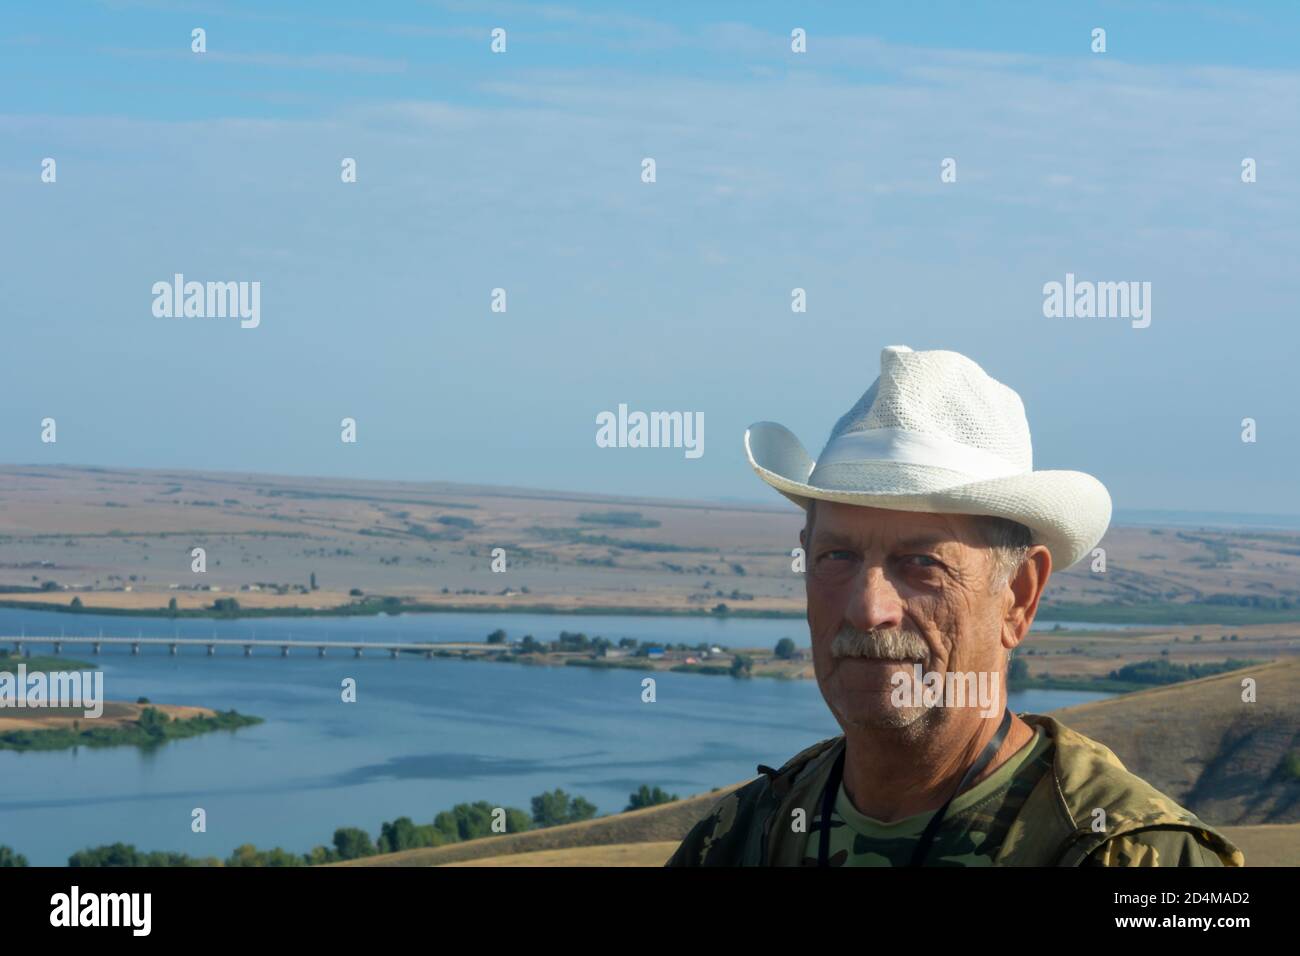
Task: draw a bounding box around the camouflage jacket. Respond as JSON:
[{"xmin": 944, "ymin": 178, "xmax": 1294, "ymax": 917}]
[{"xmin": 666, "ymin": 713, "xmax": 1245, "ymax": 867}]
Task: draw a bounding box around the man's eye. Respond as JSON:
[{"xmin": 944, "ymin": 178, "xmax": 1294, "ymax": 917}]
[
  {"xmin": 820, "ymin": 550, "xmax": 857, "ymax": 562},
  {"xmin": 903, "ymin": 555, "xmax": 940, "ymax": 568}
]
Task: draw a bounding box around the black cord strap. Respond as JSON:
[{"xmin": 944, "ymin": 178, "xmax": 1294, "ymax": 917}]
[{"xmin": 816, "ymin": 709, "xmax": 1013, "ymax": 868}]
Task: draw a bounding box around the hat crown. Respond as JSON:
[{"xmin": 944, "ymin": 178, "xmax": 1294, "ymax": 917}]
[{"xmin": 820, "ymin": 347, "xmax": 1033, "ymax": 473}]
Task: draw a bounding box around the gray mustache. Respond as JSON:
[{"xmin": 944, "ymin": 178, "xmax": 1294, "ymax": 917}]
[{"xmin": 830, "ymin": 626, "xmax": 929, "ymax": 662}]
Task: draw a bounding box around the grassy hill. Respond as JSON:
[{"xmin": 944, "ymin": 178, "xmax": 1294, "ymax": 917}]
[
  {"xmin": 1050, "ymin": 658, "xmax": 1299, "ymax": 826},
  {"xmin": 442, "ymin": 842, "xmax": 681, "ymax": 867},
  {"xmin": 332, "ymin": 786, "xmax": 743, "ymax": 867},
  {"xmin": 1219, "ymin": 825, "xmax": 1300, "ymax": 867}
]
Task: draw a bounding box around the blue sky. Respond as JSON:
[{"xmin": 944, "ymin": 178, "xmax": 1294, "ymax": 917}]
[{"xmin": 2, "ymin": 1, "xmax": 1298, "ymax": 513}]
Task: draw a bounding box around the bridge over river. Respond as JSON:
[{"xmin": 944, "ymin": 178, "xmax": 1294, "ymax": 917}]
[{"xmin": 3, "ymin": 635, "xmax": 494, "ymax": 659}]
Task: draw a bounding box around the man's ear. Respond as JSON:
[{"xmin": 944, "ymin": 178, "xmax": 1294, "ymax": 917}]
[{"xmin": 1003, "ymin": 545, "xmax": 1051, "ymax": 651}]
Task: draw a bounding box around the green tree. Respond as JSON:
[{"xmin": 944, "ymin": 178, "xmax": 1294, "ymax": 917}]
[
  {"xmin": 431, "ymin": 801, "xmax": 529, "ymax": 842},
  {"xmin": 486, "ymin": 628, "xmax": 507, "ymax": 645},
  {"xmin": 167, "ymin": 597, "xmax": 178, "ymax": 613},
  {"xmin": 305, "ymin": 845, "xmax": 339, "ymax": 866},
  {"xmin": 68, "ymin": 842, "xmax": 142, "ymax": 867},
  {"xmin": 332, "ymin": 827, "xmax": 377, "ymax": 861},
  {"xmin": 225, "ymin": 844, "xmax": 303, "ymax": 867},
  {"xmin": 625, "ymin": 785, "xmax": 679, "ymax": 812},
  {"xmin": 137, "ymin": 706, "xmax": 170, "ymax": 739},
  {"xmin": 378, "ymin": 816, "xmax": 419, "ymax": 853},
  {"xmin": 310, "ymin": 571, "xmax": 318, "ymax": 590},
  {"xmin": 729, "ymin": 653, "xmax": 753, "ymax": 678},
  {"xmin": 531, "ymin": 789, "xmax": 597, "ymax": 828},
  {"xmin": 774, "ymin": 637, "xmax": 796, "ymax": 660},
  {"xmin": 502, "ymin": 806, "xmax": 532, "ymax": 834},
  {"xmin": 0, "ymin": 845, "xmax": 27, "ymax": 867},
  {"xmin": 70, "ymin": 596, "xmax": 83, "ymax": 610},
  {"xmin": 377, "ymin": 816, "xmax": 442, "ymax": 853},
  {"xmin": 557, "ymin": 631, "xmax": 590, "ymax": 651}
]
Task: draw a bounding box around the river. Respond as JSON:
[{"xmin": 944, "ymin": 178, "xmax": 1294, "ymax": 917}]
[{"xmin": 0, "ymin": 608, "xmax": 1115, "ymax": 865}]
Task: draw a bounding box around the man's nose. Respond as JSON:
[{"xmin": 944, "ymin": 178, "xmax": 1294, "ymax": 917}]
[{"xmin": 845, "ymin": 565, "xmax": 903, "ymax": 632}]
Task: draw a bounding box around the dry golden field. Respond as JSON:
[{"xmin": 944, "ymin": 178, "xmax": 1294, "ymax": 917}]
[{"xmin": 3, "ymin": 464, "xmax": 1300, "ymax": 618}]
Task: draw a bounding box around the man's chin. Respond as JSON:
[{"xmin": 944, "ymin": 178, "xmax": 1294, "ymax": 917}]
[
  {"xmin": 823, "ymin": 660, "xmax": 940, "ymax": 735},
  {"xmin": 838, "ymin": 703, "xmax": 932, "ymax": 733}
]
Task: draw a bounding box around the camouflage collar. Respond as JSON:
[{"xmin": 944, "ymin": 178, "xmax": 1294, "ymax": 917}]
[
  {"xmin": 752, "ymin": 714, "xmax": 1242, "ymax": 866},
  {"xmin": 1007, "ymin": 714, "xmax": 1243, "ymax": 866}
]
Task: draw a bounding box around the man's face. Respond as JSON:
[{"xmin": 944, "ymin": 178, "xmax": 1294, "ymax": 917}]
[{"xmin": 803, "ymin": 501, "xmax": 1009, "ymax": 740}]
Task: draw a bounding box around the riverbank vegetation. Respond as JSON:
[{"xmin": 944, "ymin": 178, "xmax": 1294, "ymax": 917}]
[
  {"xmin": 0, "ymin": 705, "xmax": 261, "ymax": 753},
  {"xmin": 0, "ymin": 783, "xmax": 681, "ymax": 866},
  {"xmin": 1007, "ymin": 656, "xmax": 1262, "ymax": 693}
]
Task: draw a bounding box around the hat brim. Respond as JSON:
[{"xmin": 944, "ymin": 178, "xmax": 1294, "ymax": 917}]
[{"xmin": 744, "ymin": 421, "xmax": 1111, "ymax": 571}]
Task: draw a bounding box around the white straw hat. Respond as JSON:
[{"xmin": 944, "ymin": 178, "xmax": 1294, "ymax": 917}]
[{"xmin": 743, "ymin": 345, "xmax": 1111, "ymax": 570}]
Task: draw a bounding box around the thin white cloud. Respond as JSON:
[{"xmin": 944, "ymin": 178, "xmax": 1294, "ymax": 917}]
[{"xmin": 100, "ymin": 45, "xmax": 409, "ymax": 74}]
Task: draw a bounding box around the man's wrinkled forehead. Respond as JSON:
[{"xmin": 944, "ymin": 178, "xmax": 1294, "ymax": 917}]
[{"xmin": 805, "ymin": 500, "xmax": 973, "ymax": 550}]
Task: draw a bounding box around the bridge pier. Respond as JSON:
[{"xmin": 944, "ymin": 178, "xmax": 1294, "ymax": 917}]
[
  {"xmin": 390, "ymin": 648, "xmax": 399, "ymax": 659},
  {"xmin": 354, "ymin": 647, "xmax": 362, "ymax": 658},
  {"xmin": 93, "ymin": 643, "xmax": 101, "ymax": 654},
  {"xmin": 318, "ymin": 647, "xmax": 326, "ymax": 657},
  {"xmin": 425, "ymin": 649, "xmax": 433, "ymax": 659},
  {"xmin": 244, "ymin": 645, "xmax": 253, "ymax": 657},
  {"xmin": 131, "ymin": 643, "xmax": 140, "ymax": 656},
  {"xmin": 281, "ymin": 646, "xmax": 290, "ymax": 658},
  {"xmin": 169, "ymin": 644, "xmax": 178, "ymax": 656},
  {"xmin": 12, "ymin": 642, "xmax": 21, "ymax": 655},
  {"xmin": 207, "ymin": 645, "xmax": 216, "ymax": 657},
  {"xmin": 53, "ymin": 642, "xmax": 61, "ymax": 654}
]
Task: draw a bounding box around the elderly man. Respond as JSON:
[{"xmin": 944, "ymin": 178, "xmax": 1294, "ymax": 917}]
[{"xmin": 667, "ymin": 346, "xmax": 1242, "ymax": 867}]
